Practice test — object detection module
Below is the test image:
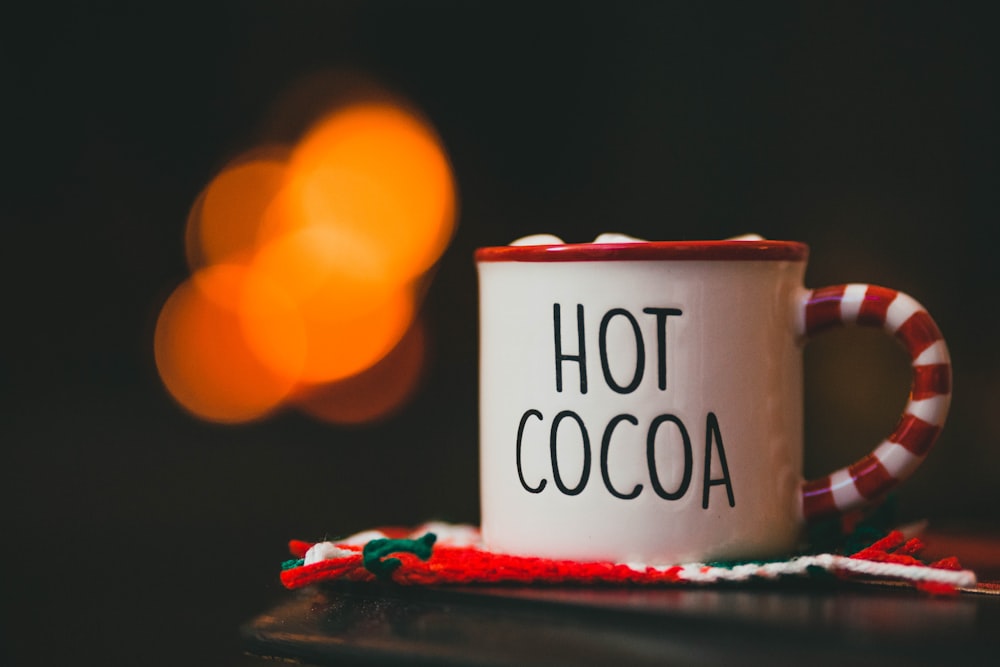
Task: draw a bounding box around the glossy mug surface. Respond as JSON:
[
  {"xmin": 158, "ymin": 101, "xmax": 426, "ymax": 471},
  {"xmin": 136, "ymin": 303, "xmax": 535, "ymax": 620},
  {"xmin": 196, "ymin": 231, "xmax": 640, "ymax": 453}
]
[{"xmin": 476, "ymin": 239, "xmax": 951, "ymax": 564}]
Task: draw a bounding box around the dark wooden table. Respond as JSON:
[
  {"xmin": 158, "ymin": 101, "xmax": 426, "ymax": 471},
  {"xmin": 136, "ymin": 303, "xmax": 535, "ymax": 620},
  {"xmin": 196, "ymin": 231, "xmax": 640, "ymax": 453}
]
[{"xmin": 240, "ymin": 530, "xmax": 1000, "ymax": 666}]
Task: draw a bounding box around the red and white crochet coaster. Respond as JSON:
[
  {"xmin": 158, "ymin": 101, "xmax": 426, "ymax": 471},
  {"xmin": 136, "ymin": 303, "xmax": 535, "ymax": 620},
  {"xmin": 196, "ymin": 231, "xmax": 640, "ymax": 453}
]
[{"xmin": 281, "ymin": 522, "xmax": 976, "ymax": 595}]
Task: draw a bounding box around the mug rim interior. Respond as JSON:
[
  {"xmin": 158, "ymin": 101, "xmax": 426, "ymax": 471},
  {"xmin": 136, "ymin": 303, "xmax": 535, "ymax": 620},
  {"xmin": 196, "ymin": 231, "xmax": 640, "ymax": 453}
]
[{"xmin": 475, "ymin": 240, "xmax": 809, "ymax": 263}]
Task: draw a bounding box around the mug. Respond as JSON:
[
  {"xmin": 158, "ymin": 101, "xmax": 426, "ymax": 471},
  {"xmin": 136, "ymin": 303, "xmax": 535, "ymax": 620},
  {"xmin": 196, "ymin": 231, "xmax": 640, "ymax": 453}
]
[{"xmin": 475, "ymin": 239, "xmax": 951, "ymax": 564}]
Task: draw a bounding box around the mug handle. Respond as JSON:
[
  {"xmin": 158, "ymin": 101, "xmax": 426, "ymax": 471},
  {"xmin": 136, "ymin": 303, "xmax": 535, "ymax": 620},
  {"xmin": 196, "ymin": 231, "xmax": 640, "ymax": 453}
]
[{"xmin": 798, "ymin": 284, "xmax": 952, "ymax": 521}]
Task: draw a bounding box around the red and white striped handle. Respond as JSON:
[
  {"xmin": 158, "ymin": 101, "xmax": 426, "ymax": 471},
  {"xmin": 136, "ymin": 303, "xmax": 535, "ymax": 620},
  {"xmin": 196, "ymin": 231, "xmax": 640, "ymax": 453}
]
[{"xmin": 799, "ymin": 284, "xmax": 951, "ymax": 521}]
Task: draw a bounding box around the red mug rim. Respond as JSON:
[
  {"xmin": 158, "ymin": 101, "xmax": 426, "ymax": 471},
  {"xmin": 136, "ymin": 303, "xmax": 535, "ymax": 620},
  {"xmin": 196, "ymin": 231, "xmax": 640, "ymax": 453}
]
[{"xmin": 475, "ymin": 240, "xmax": 809, "ymax": 263}]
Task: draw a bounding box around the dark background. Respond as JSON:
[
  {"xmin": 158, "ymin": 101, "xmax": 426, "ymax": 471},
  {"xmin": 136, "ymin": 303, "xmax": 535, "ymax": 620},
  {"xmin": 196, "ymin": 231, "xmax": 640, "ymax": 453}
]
[{"xmin": 3, "ymin": 2, "xmax": 998, "ymax": 665}]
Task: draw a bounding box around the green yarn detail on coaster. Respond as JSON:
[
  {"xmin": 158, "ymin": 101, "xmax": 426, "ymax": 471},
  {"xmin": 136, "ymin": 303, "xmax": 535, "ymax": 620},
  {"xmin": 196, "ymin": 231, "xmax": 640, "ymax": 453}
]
[
  {"xmin": 806, "ymin": 496, "xmax": 898, "ymax": 555},
  {"xmin": 706, "ymin": 498, "xmax": 901, "ymax": 571},
  {"xmin": 363, "ymin": 533, "xmax": 437, "ymax": 580},
  {"xmin": 282, "ymin": 558, "xmax": 305, "ymax": 570}
]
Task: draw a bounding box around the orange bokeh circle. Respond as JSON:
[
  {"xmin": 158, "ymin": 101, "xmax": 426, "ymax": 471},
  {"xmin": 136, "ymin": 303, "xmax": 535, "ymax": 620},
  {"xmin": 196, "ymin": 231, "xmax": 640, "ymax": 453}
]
[
  {"xmin": 185, "ymin": 156, "xmax": 288, "ymax": 269},
  {"xmin": 154, "ymin": 264, "xmax": 305, "ymax": 423},
  {"xmin": 294, "ymin": 317, "xmax": 427, "ymax": 425},
  {"xmin": 265, "ymin": 103, "xmax": 457, "ymax": 283}
]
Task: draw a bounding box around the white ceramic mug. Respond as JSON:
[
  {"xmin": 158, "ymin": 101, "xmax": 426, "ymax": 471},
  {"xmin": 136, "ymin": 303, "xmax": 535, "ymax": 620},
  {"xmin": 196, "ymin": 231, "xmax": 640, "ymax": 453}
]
[{"xmin": 476, "ymin": 239, "xmax": 951, "ymax": 564}]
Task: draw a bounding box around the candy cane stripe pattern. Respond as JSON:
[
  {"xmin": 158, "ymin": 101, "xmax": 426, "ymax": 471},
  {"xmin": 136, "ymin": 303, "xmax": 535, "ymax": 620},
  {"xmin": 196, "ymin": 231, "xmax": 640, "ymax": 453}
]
[{"xmin": 800, "ymin": 284, "xmax": 951, "ymax": 520}]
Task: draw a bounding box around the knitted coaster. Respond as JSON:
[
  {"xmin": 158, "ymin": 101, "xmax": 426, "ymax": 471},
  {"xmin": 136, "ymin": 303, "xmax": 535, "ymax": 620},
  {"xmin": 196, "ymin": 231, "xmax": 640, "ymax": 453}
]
[{"xmin": 280, "ymin": 522, "xmax": 976, "ymax": 595}]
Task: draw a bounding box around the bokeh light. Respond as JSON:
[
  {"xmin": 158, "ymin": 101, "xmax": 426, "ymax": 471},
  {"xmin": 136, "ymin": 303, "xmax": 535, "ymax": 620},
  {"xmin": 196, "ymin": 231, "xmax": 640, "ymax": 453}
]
[
  {"xmin": 263, "ymin": 103, "xmax": 457, "ymax": 282},
  {"xmin": 154, "ymin": 264, "xmax": 304, "ymax": 423},
  {"xmin": 294, "ymin": 317, "xmax": 427, "ymax": 425},
  {"xmin": 155, "ymin": 91, "xmax": 457, "ymax": 424},
  {"xmin": 185, "ymin": 150, "xmax": 289, "ymax": 269}
]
